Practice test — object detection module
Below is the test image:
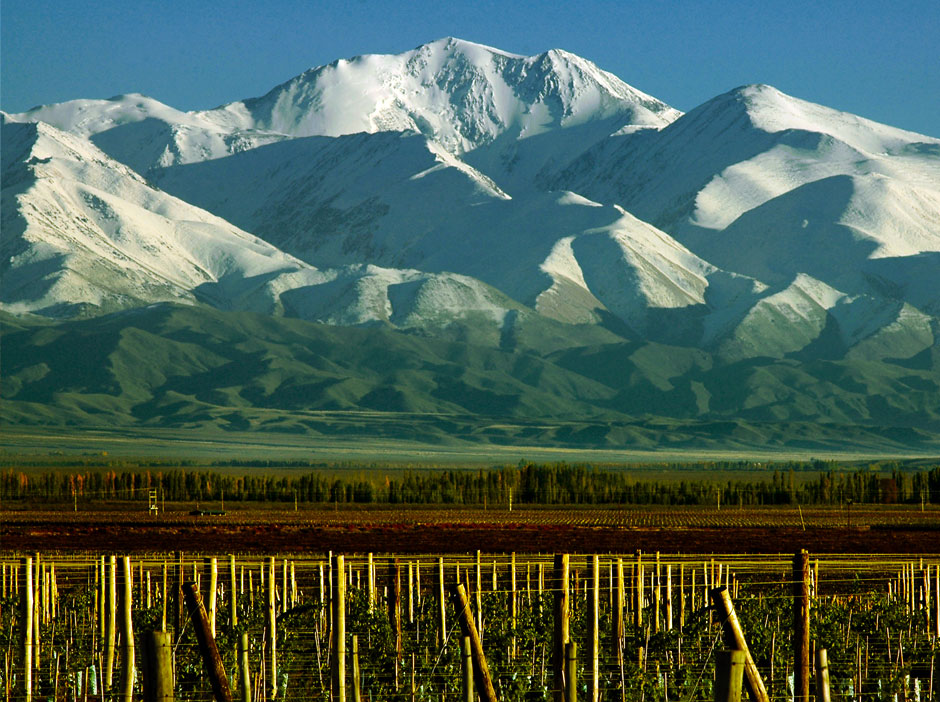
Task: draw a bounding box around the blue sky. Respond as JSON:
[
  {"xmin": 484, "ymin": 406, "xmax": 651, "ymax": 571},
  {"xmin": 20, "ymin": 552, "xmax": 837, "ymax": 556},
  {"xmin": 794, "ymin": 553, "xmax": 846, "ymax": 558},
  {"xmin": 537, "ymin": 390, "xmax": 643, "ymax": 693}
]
[{"xmin": 3, "ymin": 0, "xmax": 939, "ymax": 137}]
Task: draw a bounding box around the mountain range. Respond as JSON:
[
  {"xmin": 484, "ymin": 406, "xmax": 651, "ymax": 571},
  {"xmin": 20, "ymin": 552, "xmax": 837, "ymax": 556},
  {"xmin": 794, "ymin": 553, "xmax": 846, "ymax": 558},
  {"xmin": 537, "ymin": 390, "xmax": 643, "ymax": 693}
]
[{"xmin": 3, "ymin": 38, "xmax": 939, "ymax": 451}]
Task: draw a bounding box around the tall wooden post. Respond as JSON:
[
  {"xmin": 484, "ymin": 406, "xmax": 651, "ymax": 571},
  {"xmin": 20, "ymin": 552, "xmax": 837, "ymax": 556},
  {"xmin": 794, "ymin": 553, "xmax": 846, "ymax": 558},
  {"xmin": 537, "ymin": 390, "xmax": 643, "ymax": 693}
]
[
  {"xmin": 20, "ymin": 556, "xmax": 33, "ymax": 702},
  {"xmin": 815, "ymin": 649, "xmax": 831, "ymax": 702},
  {"xmin": 141, "ymin": 630, "xmax": 174, "ymax": 702},
  {"xmin": 476, "ymin": 550, "xmax": 483, "ymax": 637},
  {"xmin": 389, "ymin": 559, "xmax": 402, "ymax": 664},
  {"xmin": 553, "ymin": 554, "xmax": 570, "ymax": 702},
  {"xmin": 437, "ymin": 557, "xmax": 446, "ymax": 646},
  {"xmin": 120, "ymin": 556, "xmax": 136, "ymax": 702},
  {"xmin": 450, "ymin": 583, "xmax": 498, "ymax": 702},
  {"xmin": 351, "ymin": 635, "xmax": 361, "ymax": 702},
  {"xmin": 462, "ymin": 636, "xmax": 474, "ymax": 702},
  {"xmin": 182, "ymin": 582, "xmax": 233, "ymax": 702},
  {"xmin": 635, "ymin": 552, "xmax": 644, "ymax": 629},
  {"xmin": 206, "ymin": 557, "xmax": 218, "ymax": 638},
  {"xmin": 565, "ymin": 642, "xmax": 578, "ymax": 702},
  {"xmin": 106, "ymin": 555, "xmax": 117, "ymax": 692},
  {"xmin": 238, "ymin": 633, "xmax": 251, "ymax": 702},
  {"xmin": 615, "ymin": 558, "xmax": 624, "ymax": 666},
  {"xmin": 715, "ymin": 650, "xmax": 745, "ymax": 702},
  {"xmin": 229, "ymin": 555, "xmax": 238, "ymax": 627},
  {"xmin": 590, "ymin": 555, "xmax": 600, "ymax": 702},
  {"xmin": 793, "ymin": 550, "xmax": 810, "ymax": 702},
  {"xmin": 709, "ymin": 587, "xmax": 770, "ymax": 702},
  {"xmin": 331, "ymin": 554, "xmax": 346, "ymax": 702},
  {"xmin": 266, "ymin": 556, "xmax": 277, "ymax": 701},
  {"xmin": 511, "ymin": 552, "xmax": 518, "ymax": 657}
]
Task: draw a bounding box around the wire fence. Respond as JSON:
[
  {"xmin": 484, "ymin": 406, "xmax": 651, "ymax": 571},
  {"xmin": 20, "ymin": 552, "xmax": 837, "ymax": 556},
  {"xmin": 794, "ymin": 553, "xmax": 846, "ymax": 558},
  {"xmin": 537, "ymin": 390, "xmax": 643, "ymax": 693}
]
[{"xmin": 2, "ymin": 552, "xmax": 939, "ymax": 701}]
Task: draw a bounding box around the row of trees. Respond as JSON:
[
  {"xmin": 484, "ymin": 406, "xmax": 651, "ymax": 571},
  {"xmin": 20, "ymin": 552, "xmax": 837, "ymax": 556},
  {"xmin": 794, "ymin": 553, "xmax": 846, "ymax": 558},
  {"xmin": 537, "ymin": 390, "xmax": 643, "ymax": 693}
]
[{"xmin": 2, "ymin": 461, "xmax": 939, "ymax": 505}]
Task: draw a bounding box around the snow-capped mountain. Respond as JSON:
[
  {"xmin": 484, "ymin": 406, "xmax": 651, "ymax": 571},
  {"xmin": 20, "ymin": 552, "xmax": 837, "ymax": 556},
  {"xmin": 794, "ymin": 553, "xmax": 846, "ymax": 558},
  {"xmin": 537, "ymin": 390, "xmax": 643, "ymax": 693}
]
[
  {"xmin": 9, "ymin": 37, "xmax": 678, "ymax": 176},
  {"xmin": 4, "ymin": 39, "xmax": 939, "ymax": 367},
  {"xmin": 0, "ymin": 115, "xmax": 531, "ymax": 339}
]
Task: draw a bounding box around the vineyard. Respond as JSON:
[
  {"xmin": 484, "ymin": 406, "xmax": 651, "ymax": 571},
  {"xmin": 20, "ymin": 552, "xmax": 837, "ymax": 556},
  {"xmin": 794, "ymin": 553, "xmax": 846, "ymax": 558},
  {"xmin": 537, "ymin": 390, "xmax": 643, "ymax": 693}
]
[{"xmin": 3, "ymin": 549, "xmax": 939, "ymax": 701}]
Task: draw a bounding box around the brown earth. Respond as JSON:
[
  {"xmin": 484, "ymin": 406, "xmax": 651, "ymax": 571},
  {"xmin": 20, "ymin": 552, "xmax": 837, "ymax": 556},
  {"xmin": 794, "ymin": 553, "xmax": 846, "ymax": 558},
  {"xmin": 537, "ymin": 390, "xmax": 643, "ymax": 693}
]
[{"xmin": 3, "ymin": 503, "xmax": 938, "ymax": 554}]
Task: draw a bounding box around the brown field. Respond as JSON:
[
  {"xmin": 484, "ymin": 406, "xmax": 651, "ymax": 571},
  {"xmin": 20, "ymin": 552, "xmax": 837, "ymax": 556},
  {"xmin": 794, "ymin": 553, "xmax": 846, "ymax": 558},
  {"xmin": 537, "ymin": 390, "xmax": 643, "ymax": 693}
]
[{"xmin": 3, "ymin": 502, "xmax": 938, "ymax": 554}]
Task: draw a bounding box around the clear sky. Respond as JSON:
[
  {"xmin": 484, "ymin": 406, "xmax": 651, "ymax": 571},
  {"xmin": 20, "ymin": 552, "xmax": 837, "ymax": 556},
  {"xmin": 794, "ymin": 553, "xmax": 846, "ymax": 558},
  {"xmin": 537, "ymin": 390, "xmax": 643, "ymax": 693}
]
[{"xmin": 3, "ymin": 0, "xmax": 939, "ymax": 137}]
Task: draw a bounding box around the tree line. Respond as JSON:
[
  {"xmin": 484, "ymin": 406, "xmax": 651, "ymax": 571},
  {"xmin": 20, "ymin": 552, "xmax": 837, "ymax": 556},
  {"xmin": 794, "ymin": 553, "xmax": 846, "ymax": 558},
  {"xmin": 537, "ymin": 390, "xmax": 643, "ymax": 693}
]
[{"xmin": 2, "ymin": 460, "xmax": 939, "ymax": 506}]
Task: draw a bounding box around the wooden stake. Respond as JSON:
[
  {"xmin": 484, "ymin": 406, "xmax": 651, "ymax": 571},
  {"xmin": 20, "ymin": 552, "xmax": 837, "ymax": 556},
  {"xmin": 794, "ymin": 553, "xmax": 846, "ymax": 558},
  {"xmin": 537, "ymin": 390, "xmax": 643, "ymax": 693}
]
[
  {"xmin": 238, "ymin": 632, "xmax": 251, "ymax": 702},
  {"xmin": 450, "ymin": 583, "xmax": 498, "ymax": 702},
  {"xmin": 565, "ymin": 642, "xmax": 578, "ymax": 702},
  {"xmin": 206, "ymin": 557, "xmax": 218, "ymax": 638},
  {"xmin": 793, "ymin": 550, "xmax": 810, "ymax": 702},
  {"xmin": 590, "ymin": 555, "xmax": 600, "ymax": 702},
  {"xmin": 106, "ymin": 555, "xmax": 117, "ymax": 692},
  {"xmin": 141, "ymin": 630, "xmax": 173, "ymax": 702},
  {"xmin": 182, "ymin": 582, "xmax": 233, "ymax": 702},
  {"xmin": 351, "ymin": 635, "xmax": 361, "ymax": 702},
  {"xmin": 331, "ymin": 554, "xmax": 346, "ymax": 702},
  {"xmin": 715, "ymin": 650, "xmax": 745, "ymax": 702},
  {"xmin": 266, "ymin": 556, "xmax": 277, "ymax": 701},
  {"xmin": 553, "ymin": 554, "xmax": 570, "ymax": 702},
  {"xmin": 120, "ymin": 557, "xmax": 136, "ymax": 702},
  {"xmin": 230, "ymin": 555, "xmax": 238, "ymax": 627},
  {"xmin": 20, "ymin": 556, "xmax": 32, "ymax": 702},
  {"xmin": 462, "ymin": 636, "xmax": 474, "ymax": 702},
  {"xmin": 815, "ymin": 648, "xmax": 831, "ymax": 702},
  {"xmin": 710, "ymin": 587, "xmax": 770, "ymax": 702},
  {"xmin": 437, "ymin": 557, "xmax": 446, "ymax": 646}
]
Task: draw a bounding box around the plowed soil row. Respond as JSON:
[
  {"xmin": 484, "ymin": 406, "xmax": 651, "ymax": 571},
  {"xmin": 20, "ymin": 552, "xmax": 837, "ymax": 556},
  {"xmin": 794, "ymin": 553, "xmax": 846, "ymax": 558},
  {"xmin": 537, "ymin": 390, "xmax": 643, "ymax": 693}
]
[{"xmin": 3, "ymin": 505, "xmax": 938, "ymax": 554}]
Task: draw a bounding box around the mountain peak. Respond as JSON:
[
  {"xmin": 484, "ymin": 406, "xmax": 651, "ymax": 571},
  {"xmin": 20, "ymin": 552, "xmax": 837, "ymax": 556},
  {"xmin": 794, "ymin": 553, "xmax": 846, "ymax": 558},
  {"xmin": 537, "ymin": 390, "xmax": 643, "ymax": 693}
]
[{"xmin": 224, "ymin": 40, "xmax": 678, "ymax": 154}]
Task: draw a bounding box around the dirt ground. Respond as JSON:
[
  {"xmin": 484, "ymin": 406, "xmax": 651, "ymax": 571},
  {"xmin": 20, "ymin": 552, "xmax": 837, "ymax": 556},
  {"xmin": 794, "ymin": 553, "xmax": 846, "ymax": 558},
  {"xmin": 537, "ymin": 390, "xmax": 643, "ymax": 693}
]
[{"xmin": 3, "ymin": 503, "xmax": 938, "ymax": 554}]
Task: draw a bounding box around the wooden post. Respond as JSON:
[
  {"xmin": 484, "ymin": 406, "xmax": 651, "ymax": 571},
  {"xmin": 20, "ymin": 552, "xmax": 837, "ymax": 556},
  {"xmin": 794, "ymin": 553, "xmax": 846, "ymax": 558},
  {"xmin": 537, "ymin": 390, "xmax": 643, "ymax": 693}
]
[
  {"xmin": 462, "ymin": 636, "xmax": 474, "ymax": 702},
  {"xmin": 351, "ymin": 635, "xmax": 361, "ymax": 702},
  {"xmin": 615, "ymin": 558, "xmax": 624, "ymax": 665},
  {"xmin": 709, "ymin": 587, "xmax": 770, "ymax": 702},
  {"xmin": 510, "ymin": 553, "xmax": 518, "ymax": 657},
  {"xmin": 815, "ymin": 648, "xmax": 831, "ymax": 702},
  {"xmin": 476, "ymin": 550, "xmax": 483, "ymax": 637},
  {"xmin": 450, "ymin": 583, "xmax": 498, "ymax": 702},
  {"xmin": 106, "ymin": 555, "xmax": 117, "ymax": 692},
  {"xmin": 120, "ymin": 556, "xmax": 136, "ymax": 702},
  {"xmin": 331, "ymin": 554, "xmax": 346, "ymax": 702},
  {"xmin": 238, "ymin": 633, "xmax": 251, "ymax": 702},
  {"xmin": 20, "ymin": 556, "xmax": 32, "ymax": 702},
  {"xmin": 635, "ymin": 553, "xmax": 644, "ymax": 629},
  {"xmin": 553, "ymin": 554, "xmax": 570, "ymax": 702},
  {"xmin": 230, "ymin": 555, "xmax": 238, "ymax": 627},
  {"xmin": 266, "ymin": 556, "xmax": 277, "ymax": 702},
  {"xmin": 365, "ymin": 553, "xmax": 374, "ymax": 611},
  {"xmin": 793, "ymin": 550, "xmax": 810, "ymax": 702},
  {"xmin": 182, "ymin": 582, "xmax": 233, "ymax": 702},
  {"xmin": 390, "ymin": 559, "xmax": 402, "ymax": 660},
  {"xmin": 408, "ymin": 561, "xmax": 415, "ymax": 625},
  {"xmin": 715, "ymin": 650, "xmax": 745, "ymax": 702},
  {"xmin": 206, "ymin": 557, "xmax": 218, "ymax": 638},
  {"xmin": 590, "ymin": 555, "xmax": 600, "ymax": 702},
  {"xmin": 565, "ymin": 642, "xmax": 578, "ymax": 702},
  {"xmin": 437, "ymin": 557, "xmax": 446, "ymax": 646},
  {"xmin": 141, "ymin": 630, "xmax": 174, "ymax": 702}
]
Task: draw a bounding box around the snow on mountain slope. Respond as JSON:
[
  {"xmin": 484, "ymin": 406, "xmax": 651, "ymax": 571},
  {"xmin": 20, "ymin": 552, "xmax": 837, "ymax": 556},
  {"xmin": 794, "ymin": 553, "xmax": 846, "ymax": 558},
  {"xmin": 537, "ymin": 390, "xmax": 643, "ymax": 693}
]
[
  {"xmin": 6, "ymin": 94, "xmax": 288, "ymax": 174},
  {"xmin": 547, "ymin": 84, "xmax": 940, "ymax": 309},
  {"xmin": 550, "ymin": 84, "xmax": 940, "ymax": 234},
  {"xmin": 211, "ymin": 37, "xmax": 680, "ymax": 155},
  {"xmin": 155, "ymin": 127, "xmax": 747, "ymax": 341},
  {"xmin": 0, "ymin": 117, "xmax": 539, "ymax": 340},
  {"xmin": 715, "ymin": 274, "xmax": 935, "ymax": 362},
  {"xmin": 9, "ymin": 38, "xmax": 679, "ymax": 177}
]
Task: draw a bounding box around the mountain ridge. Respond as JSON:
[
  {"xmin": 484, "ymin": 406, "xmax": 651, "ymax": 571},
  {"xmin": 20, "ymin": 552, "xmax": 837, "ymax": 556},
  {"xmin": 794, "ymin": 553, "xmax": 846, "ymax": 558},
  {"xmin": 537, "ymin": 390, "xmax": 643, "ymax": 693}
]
[{"xmin": 3, "ymin": 39, "xmax": 939, "ymax": 448}]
